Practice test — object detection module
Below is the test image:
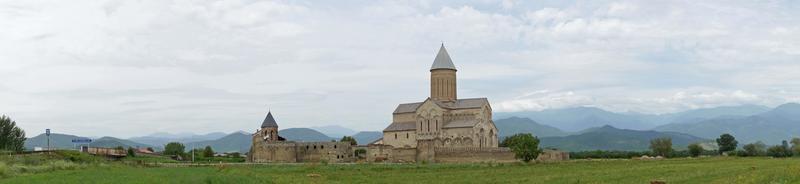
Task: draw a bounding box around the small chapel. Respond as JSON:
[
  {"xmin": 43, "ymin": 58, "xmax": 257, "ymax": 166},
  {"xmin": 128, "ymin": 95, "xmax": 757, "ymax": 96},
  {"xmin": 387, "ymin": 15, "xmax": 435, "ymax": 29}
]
[{"xmin": 377, "ymin": 44, "xmax": 499, "ymax": 149}]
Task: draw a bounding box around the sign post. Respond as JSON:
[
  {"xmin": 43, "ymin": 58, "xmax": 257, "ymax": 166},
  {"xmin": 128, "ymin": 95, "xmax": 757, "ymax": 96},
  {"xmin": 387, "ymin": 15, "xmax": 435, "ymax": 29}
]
[{"xmin": 46, "ymin": 129, "xmax": 51, "ymax": 152}]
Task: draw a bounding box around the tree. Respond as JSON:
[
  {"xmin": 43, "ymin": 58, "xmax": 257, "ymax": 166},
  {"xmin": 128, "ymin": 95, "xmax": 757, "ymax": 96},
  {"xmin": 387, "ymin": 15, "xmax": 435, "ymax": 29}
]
[
  {"xmin": 203, "ymin": 146, "xmax": 214, "ymax": 157},
  {"xmin": 164, "ymin": 142, "xmax": 185, "ymax": 156},
  {"xmin": 742, "ymin": 142, "xmax": 766, "ymax": 157},
  {"xmin": 501, "ymin": 133, "xmax": 542, "ymax": 162},
  {"xmin": 649, "ymin": 137, "xmax": 673, "ymax": 157},
  {"xmin": 687, "ymin": 143, "xmax": 704, "ymax": 157},
  {"xmin": 127, "ymin": 147, "xmax": 136, "ymax": 157},
  {"xmin": 0, "ymin": 115, "xmax": 26, "ymax": 152},
  {"xmin": 716, "ymin": 134, "xmax": 738, "ymax": 155},
  {"xmin": 229, "ymin": 152, "xmax": 241, "ymax": 158},
  {"xmin": 340, "ymin": 136, "xmax": 357, "ymax": 146},
  {"xmin": 791, "ymin": 138, "xmax": 800, "ymax": 155}
]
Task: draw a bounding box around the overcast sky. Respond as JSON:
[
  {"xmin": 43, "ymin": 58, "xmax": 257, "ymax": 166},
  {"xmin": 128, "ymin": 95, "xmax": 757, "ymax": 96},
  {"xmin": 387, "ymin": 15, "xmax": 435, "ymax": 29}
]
[{"xmin": 1, "ymin": 0, "xmax": 799, "ymax": 138}]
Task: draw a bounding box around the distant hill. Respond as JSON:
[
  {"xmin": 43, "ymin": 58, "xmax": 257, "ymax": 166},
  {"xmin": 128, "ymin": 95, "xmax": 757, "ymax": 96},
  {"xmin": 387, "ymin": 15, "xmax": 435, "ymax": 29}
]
[
  {"xmin": 540, "ymin": 125, "xmax": 707, "ymax": 151},
  {"xmin": 187, "ymin": 132, "xmax": 251, "ymax": 153},
  {"xmin": 494, "ymin": 117, "xmax": 567, "ymax": 138},
  {"xmin": 655, "ymin": 103, "xmax": 800, "ymax": 144},
  {"xmin": 90, "ymin": 137, "xmax": 156, "ymax": 150},
  {"xmin": 351, "ymin": 131, "xmax": 382, "ymax": 145},
  {"xmin": 24, "ymin": 133, "xmax": 89, "ymax": 150},
  {"xmin": 24, "ymin": 133, "xmax": 155, "ymax": 151},
  {"xmin": 279, "ymin": 128, "xmax": 333, "ymax": 142},
  {"xmin": 128, "ymin": 132, "xmax": 228, "ymax": 147},
  {"xmin": 496, "ymin": 105, "xmax": 770, "ymax": 132},
  {"xmin": 310, "ymin": 125, "xmax": 357, "ymax": 138}
]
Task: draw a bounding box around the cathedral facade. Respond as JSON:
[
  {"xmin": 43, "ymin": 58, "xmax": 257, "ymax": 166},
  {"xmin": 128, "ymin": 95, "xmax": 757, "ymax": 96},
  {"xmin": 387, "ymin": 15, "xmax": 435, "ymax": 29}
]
[
  {"xmin": 368, "ymin": 45, "xmax": 511, "ymax": 163},
  {"xmin": 380, "ymin": 44, "xmax": 499, "ymax": 149}
]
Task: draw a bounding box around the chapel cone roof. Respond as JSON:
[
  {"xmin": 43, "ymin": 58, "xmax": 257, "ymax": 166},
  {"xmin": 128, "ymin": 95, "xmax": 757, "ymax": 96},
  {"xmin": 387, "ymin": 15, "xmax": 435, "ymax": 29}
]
[
  {"xmin": 261, "ymin": 111, "xmax": 278, "ymax": 128},
  {"xmin": 430, "ymin": 44, "xmax": 457, "ymax": 71}
]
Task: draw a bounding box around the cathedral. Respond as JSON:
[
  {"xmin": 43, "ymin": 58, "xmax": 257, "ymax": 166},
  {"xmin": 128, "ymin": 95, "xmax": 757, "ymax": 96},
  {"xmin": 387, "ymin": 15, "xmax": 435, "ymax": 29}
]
[{"xmin": 372, "ymin": 44, "xmax": 500, "ymax": 153}]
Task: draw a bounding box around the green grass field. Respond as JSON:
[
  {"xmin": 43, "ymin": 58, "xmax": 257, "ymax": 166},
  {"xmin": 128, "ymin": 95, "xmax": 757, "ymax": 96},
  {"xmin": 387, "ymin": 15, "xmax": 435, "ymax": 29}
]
[{"xmin": 2, "ymin": 156, "xmax": 800, "ymax": 184}]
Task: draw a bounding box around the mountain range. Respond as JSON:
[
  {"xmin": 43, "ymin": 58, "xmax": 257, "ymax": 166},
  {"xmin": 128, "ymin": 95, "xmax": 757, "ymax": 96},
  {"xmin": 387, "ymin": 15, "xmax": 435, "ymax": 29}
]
[
  {"xmin": 495, "ymin": 104, "xmax": 770, "ymax": 132},
  {"xmin": 539, "ymin": 125, "xmax": 708, "ymax": 151},
  {"xmin": 22, "ymin": 103, "xmax": 800, "ymax": 153},
  {"xmin": 655, "ymin": 103, "xmax": 800, "ymax": 144}
]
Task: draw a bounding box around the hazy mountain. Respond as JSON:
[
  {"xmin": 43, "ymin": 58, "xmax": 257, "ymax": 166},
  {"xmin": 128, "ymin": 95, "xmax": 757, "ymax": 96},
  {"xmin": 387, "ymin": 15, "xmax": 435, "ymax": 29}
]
[
  {"xmin": 351, "ymin": 131, "xmax": 382, "ymax": 145},
  {"xmin": 90, "ymin": 137, "xmax": 157, "ymax": 150},
  {"xmin": 24, "ymin": 133, "xmax": 89, "ymax": 150},
  {"xmin": 494, "ymin": 117, "xmax": 567, "ymax": 138},
  {"xmin": 129, "ymin": 132, "xmax": 228, "ymax": 147},
  {"xmin": 655, "ymin": 103, "xmax": 800, "ymax": 144},
  {"xmin": 496, "ymin": 107, "xmax": 655, "ymax": 131},
  {"xmin": 310, "ymin": 125, "xmax": 357, "ymax": 138},
  {"xmin": 186, "ymin": 132, "xmax": 251, "ymax": 153},
  {"xmin": 279, "ymin": 128, "xmax": 333, "ymax": 142},
  {"xmin": 496, "ymin": 104, "xmax": 771, "ymax": 132},
  {"xmin": 540, "ymin": 125, "xmax": 707, "ymax": 151},
  {"xmin": 24, "ymin": 133, "xmax": 155, "ymax": 151}
]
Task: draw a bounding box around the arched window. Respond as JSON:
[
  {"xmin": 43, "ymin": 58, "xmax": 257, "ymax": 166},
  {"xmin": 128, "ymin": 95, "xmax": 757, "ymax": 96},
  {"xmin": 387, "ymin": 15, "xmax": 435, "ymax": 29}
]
[
  {"xmin": 306, "ymin": 145, "xmax": 309, "ymax": 149},
  {"xmin": 395, "ymin": 133, "xmax": 397, "ymax": 139},
  {"xmin": 406, "ymin": 133, "xmax": 409, "ymax": 138},
  {"xmin": 427, "ymin": 120, "xmax": 430, "ymax": 132},
  {"xmin": 334, "ymin": 145, "xmax": 337, "ymax": 149},
  {"xmin": 313, "ymin": 145, "xmax": 317, "ymax": 149},
  {"xmin": 435, "ymin": 120, "xmax": 438, "ymax": 130},
  {"xmin": 321, "ymin": 145, "xmax": 324, "ymax": 149}
]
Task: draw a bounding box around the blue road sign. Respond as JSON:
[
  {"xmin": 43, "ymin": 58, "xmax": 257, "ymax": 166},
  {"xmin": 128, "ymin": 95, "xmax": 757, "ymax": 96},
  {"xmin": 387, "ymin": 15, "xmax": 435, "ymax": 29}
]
[
  {"xmin": 71, "ymin": 139, "xmax": 92, "ymax": 143},
  {"xmin": 46, "ymin": 129, "xmax": 50, "ymax": 136}
]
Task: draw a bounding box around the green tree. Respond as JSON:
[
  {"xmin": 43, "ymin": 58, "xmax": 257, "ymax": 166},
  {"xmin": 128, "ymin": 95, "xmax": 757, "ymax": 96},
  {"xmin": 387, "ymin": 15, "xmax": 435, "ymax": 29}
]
[
  {"xmin": 229, "ymin": 152, "xmax": 241, "ymax": 158},
  {"xmin": 790, "ymin": 138, "xmax": 800, "ymax": 155},
  {"xmin": 649, "ymin": 137, "xmax": 673, "ymax": 157},
  {"xmin": 767, "ymin": 143, "xmax": 792, "ymax": 158},
  {"xmin": 163, "ymin": 142, "xmax": 185, "ymax": 156},
  {"xmin": 716, "ymin": 134, "xmax": 738, "ymax": 155},
  {"xmin": 340, "ymin": 136, "xmax": 357, "ymax": 146},
  {"xmin": 742, "ymin": 141, "xmax": 766, "ymax": 157},
  {"xmin": 501, "ymin": 133, "xmax": 542, "ymax": 162},
  {"xmin": 203, "ymin": 146, "xmax": 214, "ymax": 157},
  {"xmin": 687, "ymin": 143, "xmax": 704, "ymax": 157},
  {"xmin": 127, "ymin": 147, "xmax": 136, "ymax": 157},
  {"xmin": 0, "ymin": 115, "xmax": 26, "ymax": 152}
]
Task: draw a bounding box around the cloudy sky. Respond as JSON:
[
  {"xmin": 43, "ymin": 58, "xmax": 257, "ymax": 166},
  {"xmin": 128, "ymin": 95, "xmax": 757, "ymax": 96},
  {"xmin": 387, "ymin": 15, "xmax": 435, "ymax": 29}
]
[{"xmin": 1, "ymin": 0, "xmax": 799, "ymax": 137}]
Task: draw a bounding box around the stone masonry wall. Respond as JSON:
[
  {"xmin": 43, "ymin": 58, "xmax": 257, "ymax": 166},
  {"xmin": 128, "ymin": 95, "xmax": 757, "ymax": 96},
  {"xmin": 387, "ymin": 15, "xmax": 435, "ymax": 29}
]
[{"xmin": 433, "ymin": 147, "xmax": 516, "ymax": 163}]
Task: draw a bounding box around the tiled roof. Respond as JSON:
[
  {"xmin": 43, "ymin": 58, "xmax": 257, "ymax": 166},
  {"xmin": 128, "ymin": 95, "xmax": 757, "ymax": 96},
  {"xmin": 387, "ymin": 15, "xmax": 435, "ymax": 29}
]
[
  {"xmin": 383, "ymin": 121, "xmax": 417, "ymax": 132},
  {"xmin": 261, "ymin": 112, "xmax": 278, "ymax": 128}
]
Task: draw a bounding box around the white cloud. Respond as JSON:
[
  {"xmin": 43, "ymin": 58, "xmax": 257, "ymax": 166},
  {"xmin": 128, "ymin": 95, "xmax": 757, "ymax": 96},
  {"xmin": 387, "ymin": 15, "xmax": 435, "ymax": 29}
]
[{"xmin": 1, "ymin": 0, "xmax": 799, "ymax": 137}]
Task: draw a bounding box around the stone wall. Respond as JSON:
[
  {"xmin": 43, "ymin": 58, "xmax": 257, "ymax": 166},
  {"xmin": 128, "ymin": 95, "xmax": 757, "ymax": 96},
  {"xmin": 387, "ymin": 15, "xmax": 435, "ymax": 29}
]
[
  {"xmin": 249, "ymin": 140, "xmax": 354, "ymax": 163},
  {"xmin": 294, "ymin": 142, "xmax": 354, "ymax": 163},
  {"xmin": 249, "ymin": 141, "xmax": 297, "ymax": 163},
  {"xmin": 390, "ymin": 148, "xmax": 417, "ymax": 163},
  {"xmin": 537, "ymin": 150, "xmax": 569, "ymax": 162},
  {"xmin": 433, "ymin": 147, "xmax": 516, "ymax": 163}
]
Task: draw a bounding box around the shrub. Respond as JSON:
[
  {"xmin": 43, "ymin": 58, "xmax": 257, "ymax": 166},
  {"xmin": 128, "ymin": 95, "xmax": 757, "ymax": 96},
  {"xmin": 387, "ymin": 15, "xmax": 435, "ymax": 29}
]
[
  {"xmin": 0, "ymin": 161, "xmax": 8, "ymax": 178},
  {"xmin": 688, "ymin": 143, "xmax": 704, "ymax": 157},
  {"xmin": 767, "ymin": 145, "xmax": 792, "ymax": 157},
  {"xmin": 501, "ymin": 133, "xmax": 541, "ymax": 162},
  {"xmin": 741, "ymin": 142, "xmax": 767, "ymax": 157},
  {"xmin": 340, "ymin": 136, "xmax": 358, "ymax": 146},
  {"xmin": 164, "ymin": 142, "xmax": 186, "ymax": 156},
  {"xmin": 649, "ymin": 137, "xmax": 673, "ymax": 157}
]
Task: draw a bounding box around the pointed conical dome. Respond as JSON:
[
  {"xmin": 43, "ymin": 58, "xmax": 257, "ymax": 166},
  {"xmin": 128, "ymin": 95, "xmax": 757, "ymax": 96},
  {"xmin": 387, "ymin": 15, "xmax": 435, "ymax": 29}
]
[
  {"xmin": 261, "ymin": 111, "xmax": 278, "ymax": 128},
  {"xmin": 430, "ymin": 44, "xmax": 457, "ymax": 71}
]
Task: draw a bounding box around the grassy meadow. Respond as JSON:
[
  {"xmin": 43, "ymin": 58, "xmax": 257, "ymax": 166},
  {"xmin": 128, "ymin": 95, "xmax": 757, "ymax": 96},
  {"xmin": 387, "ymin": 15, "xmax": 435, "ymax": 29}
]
[{"xmin": 2, "ymin": 152, "xmax": 800, "ymax": 184}]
